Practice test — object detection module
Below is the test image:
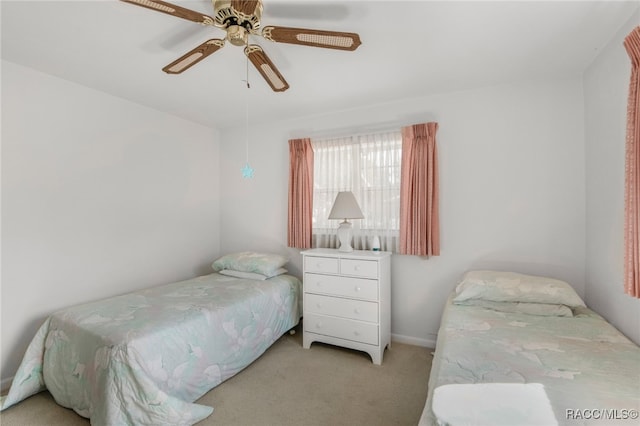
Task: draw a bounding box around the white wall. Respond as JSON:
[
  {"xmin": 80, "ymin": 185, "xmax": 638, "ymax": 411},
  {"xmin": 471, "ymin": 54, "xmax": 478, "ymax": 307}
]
[
  {"xmin": 584, "ymin": 12, "xmax": 640, "ymax": 345},
  {"xmin": 219, "ymin": 77, "xmax": 586, "ymax": 346},
  {"xmin": 1, "ymin": 61, "xmax": 221, "ymax": 384}
]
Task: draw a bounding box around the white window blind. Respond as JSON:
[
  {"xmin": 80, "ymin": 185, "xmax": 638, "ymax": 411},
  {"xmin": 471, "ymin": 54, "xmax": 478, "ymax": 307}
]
[{"xmin": 311, "ymin": 130, "xmax": 402, "ymax": 252}]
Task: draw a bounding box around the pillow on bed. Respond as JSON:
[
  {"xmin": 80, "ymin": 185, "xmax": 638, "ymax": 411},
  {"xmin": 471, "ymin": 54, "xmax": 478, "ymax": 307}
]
[
  {"xmin": 218, "ymin": 268, "xmax": 288, "ymax": 281},
  {"xmin": 453, "ymin": 299, "xmax": 574, "ymax": 317},
  {"xmin": 212, "ymin": 252, "xmax": 288, "ymax": 277},
  {"xmin": 453, "ymin": 270, "xmax": 585, "ymax": 308}
]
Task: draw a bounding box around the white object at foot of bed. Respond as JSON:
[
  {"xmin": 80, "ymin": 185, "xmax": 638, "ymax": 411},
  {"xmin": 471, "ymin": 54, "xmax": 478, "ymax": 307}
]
[{"xmin": 432, "ymin": 383, "xmax": 558, "ymax": 426}]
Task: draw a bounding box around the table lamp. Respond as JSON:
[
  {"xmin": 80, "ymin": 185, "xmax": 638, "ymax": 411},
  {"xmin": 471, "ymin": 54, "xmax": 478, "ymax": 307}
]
[{"xmin": 328, "ymin": 191, "xmax": 364, "ymax": 252}]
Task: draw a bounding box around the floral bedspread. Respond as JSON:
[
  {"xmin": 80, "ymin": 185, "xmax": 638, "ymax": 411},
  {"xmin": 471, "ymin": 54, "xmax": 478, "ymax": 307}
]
[
  {"xmin": 1, "ymin": 273, "xmax": 301, "ymax": 425},
  {"xmin": 420, "ymin": 296, "xmax": 640, "ymax": 425}
]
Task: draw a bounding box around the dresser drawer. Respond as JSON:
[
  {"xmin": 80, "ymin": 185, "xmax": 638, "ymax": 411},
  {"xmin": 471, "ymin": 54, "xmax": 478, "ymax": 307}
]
[
  {"xmin": 304, "ymin": 256, "xmax": 339, "ymax": 274},
  {"xmin": 304, "ymin": 313, "xmax": 379, "ymax": 345},
  {"xmin": 304, "ymin": 273, "xmax": 378, "ymax": 301},
  {"xmin": 305, "ymin": 293, "xmax": 378, "ymax": 323},
  {"xmin": 340, "ymin": 259, "xmax": 378, "ymax": 279}
]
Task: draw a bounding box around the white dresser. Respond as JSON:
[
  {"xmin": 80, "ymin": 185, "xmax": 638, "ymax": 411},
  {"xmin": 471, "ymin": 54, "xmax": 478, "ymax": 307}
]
[{"xmin": 301, "ymin": 248, "xmax": 391, "ymax": 365}]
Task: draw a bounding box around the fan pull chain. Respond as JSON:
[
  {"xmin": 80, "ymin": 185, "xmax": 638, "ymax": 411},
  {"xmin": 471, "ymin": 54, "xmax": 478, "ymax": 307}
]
[
  {"xmin": 245, "ymin": 79, "xmax": 250, "ymax": 164},
  {"xmin": 241, "ymin": 41, "xmax": 254, "ymax": 179},
  {"xmin": 245, "ymin": 41, "xmax": 251, "ymax": 90}
]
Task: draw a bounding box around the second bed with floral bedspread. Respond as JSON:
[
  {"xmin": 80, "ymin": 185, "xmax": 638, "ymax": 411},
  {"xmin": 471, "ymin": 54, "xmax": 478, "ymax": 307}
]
[{"xmin": 419, "ymin": 270, "xmax": 640, "ymax": 426}]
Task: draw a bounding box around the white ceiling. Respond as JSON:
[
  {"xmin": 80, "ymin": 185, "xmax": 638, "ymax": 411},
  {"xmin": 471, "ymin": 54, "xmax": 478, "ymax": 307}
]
[{"xmin": 2, "ymin": 0, "xmax": 638, "ymax": 130}]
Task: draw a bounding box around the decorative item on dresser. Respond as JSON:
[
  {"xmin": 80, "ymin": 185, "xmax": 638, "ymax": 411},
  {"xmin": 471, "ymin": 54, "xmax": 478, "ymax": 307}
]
[{"xmin": 301, "ymin": 248, "xmax": 391, "ymax": 365}]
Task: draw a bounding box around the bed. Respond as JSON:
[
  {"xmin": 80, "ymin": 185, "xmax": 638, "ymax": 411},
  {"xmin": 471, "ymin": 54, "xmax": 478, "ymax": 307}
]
[
  {"xmin": 0, "ymin": 252, "xmax": 301, "ymax": 425},
  {"xmin": 419, "ymin": 270, "xmax": 640, "ymax": 426}
]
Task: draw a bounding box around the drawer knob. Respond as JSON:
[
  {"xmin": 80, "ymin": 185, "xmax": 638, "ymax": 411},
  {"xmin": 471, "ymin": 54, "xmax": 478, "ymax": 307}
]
[
  {"xmin": 316, "ymin": 281, "xmax": 323, "ymax": 287},
  {"xmin": 355, "ymin": 286, "xmax": 361, "ymax": 292},
  {"xmin": 354, "ymin": 331, "xmax": 360, "ymax": 336},
  {"xmin": 316, "ymin": 303, "xmax": 322, "ymax": 309},
  {"xmin": 315, "ymin": 322, "xmax": 322, "ymax": 329},
  {"xmin": 354, "ymin": 308, "xmax": 360, "ymax": 314},
  {"xmin": 354, "ymin": 265, "xmax": 360, "ymax": 271}
]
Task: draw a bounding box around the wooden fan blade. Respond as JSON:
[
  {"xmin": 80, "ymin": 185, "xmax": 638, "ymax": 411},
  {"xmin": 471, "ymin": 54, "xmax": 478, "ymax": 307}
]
[
  {"xmin": 163, "ymin": 39, "xmax": 225, "ymax": 74},
  {"xmin": 244, "ymin": 45, "xmax": 289, "ymax": 92},
  {"xmin": 231, "ymin": 0, "xmax": 260, "ymax": 16},
  {"xmin": 120, "ymin": 0, "xmax": 215, "ymax": 26},
  {"xmin": 262, "ymin": 26, "xmax": 361, "ymax": 51}
]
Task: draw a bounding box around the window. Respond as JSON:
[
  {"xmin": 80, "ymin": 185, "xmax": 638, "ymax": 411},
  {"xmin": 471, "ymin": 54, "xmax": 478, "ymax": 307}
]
[{"xmin": 311, "ymin": 130, "xmax": 402, "ymax": 252}]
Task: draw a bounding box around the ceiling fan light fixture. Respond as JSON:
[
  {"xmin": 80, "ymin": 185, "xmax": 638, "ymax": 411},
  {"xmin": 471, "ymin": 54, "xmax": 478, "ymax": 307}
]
[
  {"xmin": 122, "ymin": 0, "xmax": 361, "ymax": 91},
  {"xmin": 227, "ymin": 25, "xmax": 248, "ymax": 46}
]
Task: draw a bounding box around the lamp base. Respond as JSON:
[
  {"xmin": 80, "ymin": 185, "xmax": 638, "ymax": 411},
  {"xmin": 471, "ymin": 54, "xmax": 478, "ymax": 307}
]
[{"xmin": 336, "ymin": 220, "xmax": 354, "ymax": 252}]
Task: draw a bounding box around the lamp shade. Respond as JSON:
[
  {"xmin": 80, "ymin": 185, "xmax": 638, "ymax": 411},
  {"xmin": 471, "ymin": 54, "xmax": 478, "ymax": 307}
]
[{"xmin": 328, "ymin": 191, "xmax": 364, "ymax": 220}]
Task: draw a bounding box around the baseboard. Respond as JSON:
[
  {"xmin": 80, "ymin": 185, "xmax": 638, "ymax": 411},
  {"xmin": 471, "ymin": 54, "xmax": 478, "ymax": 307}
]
[
  {"xmin": 1, "ymin": 376, "xmax": 14, "ymax": 395},
  {"xmin": 391, "ymin": 333, "xmax": 437, "ymax": 349}
]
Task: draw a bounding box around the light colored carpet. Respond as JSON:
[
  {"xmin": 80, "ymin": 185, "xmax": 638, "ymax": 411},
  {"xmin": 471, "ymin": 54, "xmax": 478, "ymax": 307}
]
[{"xmin": 0, "ymin": 324, "xmax": 432, "ymax": 426}]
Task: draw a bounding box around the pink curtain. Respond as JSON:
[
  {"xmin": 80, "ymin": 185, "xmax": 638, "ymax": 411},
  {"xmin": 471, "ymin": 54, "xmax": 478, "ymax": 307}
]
[
  {"xmin": 624, "ymin": 27, "xmax": 640, "ymax": 298},
  {"xmin": 399, "ymin": 122, "xmax": 440, "ymax": 256},
  {"xmin": 287, "ymin": 138, "xmax": 314, "ymax": 248}
]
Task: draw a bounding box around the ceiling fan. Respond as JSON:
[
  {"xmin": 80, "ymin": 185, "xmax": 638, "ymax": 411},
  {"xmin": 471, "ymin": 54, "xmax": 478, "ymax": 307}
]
[{"xmin": 121, "ymin": 0, "xmax": 362, "ymax": 92}]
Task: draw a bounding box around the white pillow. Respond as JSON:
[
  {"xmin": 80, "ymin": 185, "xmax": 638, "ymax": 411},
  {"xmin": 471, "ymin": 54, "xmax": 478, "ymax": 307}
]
[
  {"xmin": 212, "ymin": 252, "xmax": 288, "ymax": 277},
  {"xmin": 454, "ymin": 270, "xmax": 585, "ymax": 308},
  {"xmin": 218, "ymin": 268, "xmax": 288, "ymax": 281}
]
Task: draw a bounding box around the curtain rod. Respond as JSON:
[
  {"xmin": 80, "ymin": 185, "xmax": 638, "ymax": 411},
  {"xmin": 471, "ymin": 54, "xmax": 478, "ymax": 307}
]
[{"xmin": 300, "ymin": 122, "xmax": 408, "ymax": 141}]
